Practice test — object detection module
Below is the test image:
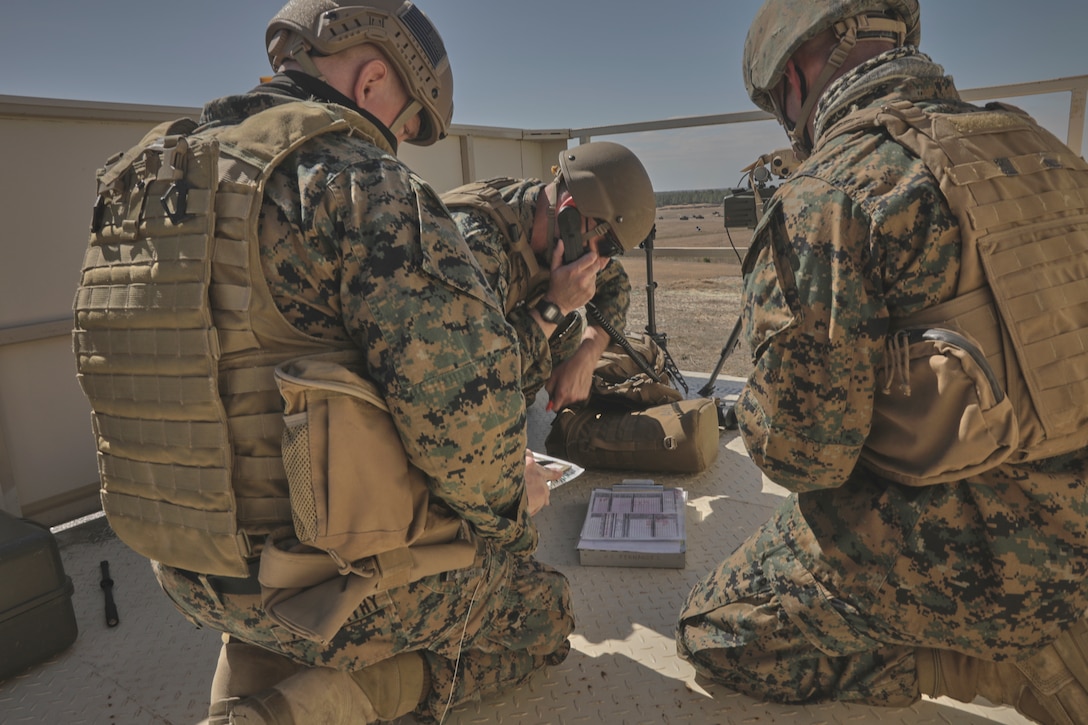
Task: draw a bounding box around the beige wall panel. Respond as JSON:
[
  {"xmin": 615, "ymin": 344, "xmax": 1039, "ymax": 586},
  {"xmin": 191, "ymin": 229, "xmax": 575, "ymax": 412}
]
[
  {"xmin": 0, "ymin": 117, "xmax": 157, "ymax": 328},
  {"xmin": 0, "ymin": 113, "xmax": 163, "ymax": 519},
  {"xmin": 469, "ymin": 137, "xmax": 538, "ymax": 182},
  {"xmin": 0, "ymin": 338, "xmax": 98, "ymax": 519},
  {"xmin": 399, "ymin": 133, "xmax": 466, "ymax": 193},
  {"xmin": 529, "ymin": 140, "xmax": 574, "ymax": 183}
]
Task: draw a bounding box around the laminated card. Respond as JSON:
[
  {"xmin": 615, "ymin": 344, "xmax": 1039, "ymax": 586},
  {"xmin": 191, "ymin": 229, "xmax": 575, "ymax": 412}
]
[{"xmin": 576, "ymin": 482, "xmax": 687, "ymax": 568}]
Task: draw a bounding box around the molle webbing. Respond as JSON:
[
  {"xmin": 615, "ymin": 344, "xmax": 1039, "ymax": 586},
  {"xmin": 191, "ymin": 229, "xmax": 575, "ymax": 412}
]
[
  {"xmin": 77, "ymin": 120, "xmax": 248, "ymax": 575},
  {"xmin": 441, "ymin": 179, "xmax": 548, "ymax": 312},
  {"xmin": 75, "ymin": 103, "xmax": 370, "ymax": 576},
  {"xmin": 822, "ymin": 100, "xmax": 1088, "ymax": 459}
]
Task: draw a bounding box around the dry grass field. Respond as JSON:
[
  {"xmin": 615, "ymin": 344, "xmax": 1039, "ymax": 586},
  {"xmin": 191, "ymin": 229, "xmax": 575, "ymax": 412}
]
[{"xmin": 616, "ymin": 203, "xmax": 753, "ymax": 379}]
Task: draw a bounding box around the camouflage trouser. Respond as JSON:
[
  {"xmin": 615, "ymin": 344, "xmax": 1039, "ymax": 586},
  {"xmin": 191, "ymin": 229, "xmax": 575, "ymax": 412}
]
[
  {"xmin": 155, "ymin": 537, "xmax": 573, "ymax": 723},
  {"xmin": 675, "ymin": 499, "xmax": 919, "ymax": 708},
  {"xmin": 678, "ymin": 454, "xmax": 1088, "ymax": 711}
]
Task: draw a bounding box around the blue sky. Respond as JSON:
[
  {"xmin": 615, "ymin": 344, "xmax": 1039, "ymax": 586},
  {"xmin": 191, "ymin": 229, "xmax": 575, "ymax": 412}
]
[{"xmin": 4, "ymin": 0, "xmax": 1086, "ymax": 190}]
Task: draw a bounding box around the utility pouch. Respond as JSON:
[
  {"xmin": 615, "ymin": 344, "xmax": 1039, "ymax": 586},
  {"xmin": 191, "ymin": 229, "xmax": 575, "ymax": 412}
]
[
  {"xmin": 262, "ymin": 351, "xmax": 474, "ymax": 642},
  {"xmin": 861, "ymin": 328, "xmax": 1019, "ymax": 485},
  {"xmin": 258, "ymin": 519, "xmax": 475, "ymax": 644},
  {"xmin": 545, "ymin": 397, "xmax": 720, "ymax": 473},
  {"xmin": 274, "ymin": 351, "xmax": 433, "ymax": 562}
]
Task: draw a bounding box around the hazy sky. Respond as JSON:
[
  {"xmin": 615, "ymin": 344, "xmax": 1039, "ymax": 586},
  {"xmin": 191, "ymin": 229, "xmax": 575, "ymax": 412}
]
[{"xmin": 4, "ymin": 0, "xmax": 1086, "ymax": 190}]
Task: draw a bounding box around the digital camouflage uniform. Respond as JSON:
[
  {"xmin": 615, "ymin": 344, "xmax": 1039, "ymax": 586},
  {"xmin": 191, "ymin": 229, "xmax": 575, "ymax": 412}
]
[
  {"xmin": 448, "ymin": 179, "xmax": 631, "ymax": 399},
  {"xmin": 152, "ymin": 82, "xmax": 573, "ymax": 723},
  {"xmin": 677, "ymin": 49, "xmax": 1088, "ymax": 707}
]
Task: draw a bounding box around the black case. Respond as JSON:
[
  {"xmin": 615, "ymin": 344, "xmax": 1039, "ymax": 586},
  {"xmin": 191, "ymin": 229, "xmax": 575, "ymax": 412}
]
[{"xmin": 0, "ymin": 511, "xmax": 78, "ymax": 680}]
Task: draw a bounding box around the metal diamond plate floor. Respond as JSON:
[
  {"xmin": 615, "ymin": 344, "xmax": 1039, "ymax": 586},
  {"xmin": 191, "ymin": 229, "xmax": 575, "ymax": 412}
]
[{"xmin": 1, "ymin": 374, "xmax": 1031, "ymax": 724}]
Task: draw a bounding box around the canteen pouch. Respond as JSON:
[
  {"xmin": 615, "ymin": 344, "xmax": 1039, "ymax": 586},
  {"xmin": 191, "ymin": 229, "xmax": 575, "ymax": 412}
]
[
  {"xmin": 860, "ymin": 328, "xmax": 1019, "ymax": 485},
  {"xmin": 546, "ymin": 397, "xmax": 720, "ymax": 473}
]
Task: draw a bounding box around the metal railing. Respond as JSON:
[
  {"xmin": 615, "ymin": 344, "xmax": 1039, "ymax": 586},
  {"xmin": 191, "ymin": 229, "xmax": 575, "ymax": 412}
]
[
  {"xmin": 573, "ymin": 73, "xmax": 1087, "ymax": 154},
  {"xmin": 2, "ymin": 74, "xmax": 1084, "ymax": 351}
]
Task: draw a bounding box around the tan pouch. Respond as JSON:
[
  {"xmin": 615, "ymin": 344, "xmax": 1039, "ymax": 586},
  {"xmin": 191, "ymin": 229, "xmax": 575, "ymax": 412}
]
[
  {"xmin": 274, "ymin": 351, "xmax": 432, "ymax": 564},
  {"xmin": 258, "ymin": 521, "xmax": 476, "ymax": 644},
  {"xmin": 545, "ymin": 397, "xmax": 720, "ymax": 473},
  {"xmin": 265, "ymin": 351, "xmax": 475, "ymax": 642},
  {"xmin": 861, "ymin": 328, "xmax": 1019, "ymax": 485}
]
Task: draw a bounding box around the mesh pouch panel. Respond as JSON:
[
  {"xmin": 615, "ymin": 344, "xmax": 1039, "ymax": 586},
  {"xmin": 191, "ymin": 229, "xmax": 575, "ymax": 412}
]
[{"xmin": 282, "ymin": 414, "xmax": 318, "ymax": 544}]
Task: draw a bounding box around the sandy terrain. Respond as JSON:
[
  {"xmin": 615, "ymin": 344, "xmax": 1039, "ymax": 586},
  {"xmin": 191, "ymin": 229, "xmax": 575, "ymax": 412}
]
[{"xmin": 614, "ymin": 203, "xmax": 753, "ymax": 380}]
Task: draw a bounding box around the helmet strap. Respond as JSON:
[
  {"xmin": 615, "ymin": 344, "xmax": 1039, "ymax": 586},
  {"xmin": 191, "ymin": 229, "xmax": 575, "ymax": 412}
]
[
  {"xmin": 292, "ymin": 47, "xmax": 328, "ymax": 83},
  {"xmin": 267, "ymin": 27, "xmax": 329, "ymax": 83},
  {"xmin": 788, "ymin": 13, "xmax": 908, "ymax": 157},
  {"xmin": 389, "ymin": 99, "xmax": 423, "ymax": 141},
  {"xmin": 544, "ymin": 180, "xmax": 560, "ymax": 249},
  {"xmin": 788, "ymin": 21, "xmax": 857, "ymax": 156}
]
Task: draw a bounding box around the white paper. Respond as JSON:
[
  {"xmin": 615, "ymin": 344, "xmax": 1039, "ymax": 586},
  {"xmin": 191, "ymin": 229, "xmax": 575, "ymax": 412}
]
[
  {"xmin": 577, "ymin": 487, "xmax": 687, "ymax": 546},
  {"xmin": 531, "ymin": 452, "xmax": 586, "ymax": 490}
]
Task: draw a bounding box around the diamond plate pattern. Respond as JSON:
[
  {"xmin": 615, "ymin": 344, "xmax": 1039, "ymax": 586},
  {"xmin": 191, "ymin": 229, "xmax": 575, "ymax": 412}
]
[{"xmin": 0, "ymin": 376, "xmax": 1031, "ymax": 724}]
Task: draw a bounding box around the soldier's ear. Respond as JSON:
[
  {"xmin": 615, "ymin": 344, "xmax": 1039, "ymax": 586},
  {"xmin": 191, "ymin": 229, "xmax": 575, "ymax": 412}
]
[{"xmin": 353, "ymin": 58, "xmax": 391, "ymax": 109}]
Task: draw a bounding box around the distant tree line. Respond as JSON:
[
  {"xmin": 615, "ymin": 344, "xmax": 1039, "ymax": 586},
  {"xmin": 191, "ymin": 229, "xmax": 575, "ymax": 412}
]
[{"xmin": 655, "ymin": 189, "xmax": 735, "ymax": 207}]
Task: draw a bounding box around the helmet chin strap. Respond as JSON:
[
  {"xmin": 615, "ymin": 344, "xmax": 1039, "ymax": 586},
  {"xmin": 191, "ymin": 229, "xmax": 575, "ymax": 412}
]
[
  {"xmin": 389, "ymin": 99, "xmax": 423, "ymax": 141},
  {"xmin": 544, "ymin": 180, "xmax": 560, "ymax": 251},
  {"xmin": 280, "ymin": 41, "xmax": 327, "ymax": 82},
  {"xmin": 785, "ymin": 13, "xmax": 907, "ymax": 159}
]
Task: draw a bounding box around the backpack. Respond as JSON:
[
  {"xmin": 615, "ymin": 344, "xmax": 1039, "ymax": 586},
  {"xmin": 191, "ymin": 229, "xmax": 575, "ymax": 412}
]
[
  {"xmin": 590, "ymin": 333, "xmax": 684, "ymax": 409},
  {"xmin": 545, "ymin": 333, "xmax": 720, "ymax": 473}
]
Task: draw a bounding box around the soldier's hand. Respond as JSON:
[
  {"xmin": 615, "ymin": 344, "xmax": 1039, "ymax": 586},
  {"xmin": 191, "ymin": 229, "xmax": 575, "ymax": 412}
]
[
  {"xmin": 546, "ymin": 348, "xmax": 596, "ymax": 411},
  {"xmin": 546, "ymin": 241, "xmax": 607, "ymax": 315},
  {"xmin": 524, "ymin": 449, "xmax": 557, "ymax": 516}
]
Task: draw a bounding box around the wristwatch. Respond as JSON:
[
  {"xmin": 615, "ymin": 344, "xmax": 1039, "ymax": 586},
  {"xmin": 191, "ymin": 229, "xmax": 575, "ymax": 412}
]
[{"xmin": 534, "ymin": 298, "xmax": 564, "ymax": 324}]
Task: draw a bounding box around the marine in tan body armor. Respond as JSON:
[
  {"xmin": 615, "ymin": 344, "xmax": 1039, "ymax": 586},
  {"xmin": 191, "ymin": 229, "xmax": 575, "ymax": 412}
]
[
  {"xmin": 675, "ymin": 2, "xmax": 1088, "ymax": 724},
  {"xmin": 73, "ymin": 2, "xmax": 573, "ymax": 723},
  {"xmin": 442, "ymin": 141, "xmax": 655, "ymax": 411}
]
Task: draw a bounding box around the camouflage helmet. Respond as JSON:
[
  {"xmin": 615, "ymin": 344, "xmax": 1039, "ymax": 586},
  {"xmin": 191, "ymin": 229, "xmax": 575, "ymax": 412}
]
[
  {"xmin": 267, "ymin": 0, "xmax": 453, "ymax": 146},
  {"xmin": 743, "ymin": 0, "xmax": 920, "ymax": 115},
  {"xmin": 557, "ymin": 142, "xmax": 656, "ymax": 252}
]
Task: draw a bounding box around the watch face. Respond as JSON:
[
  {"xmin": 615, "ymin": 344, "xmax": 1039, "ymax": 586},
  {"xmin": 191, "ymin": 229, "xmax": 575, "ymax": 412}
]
[{"xmin": 538, "ymin": 300, "xmax": 561, "ymax": 323}]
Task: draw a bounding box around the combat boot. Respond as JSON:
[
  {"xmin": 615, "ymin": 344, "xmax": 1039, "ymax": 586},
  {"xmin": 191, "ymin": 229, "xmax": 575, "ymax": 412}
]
[
  {"xmin": 206, "ymin": 636, "xmax": 304, "ymax": 724},
  {"xmin": 916, "ymin": 618, "xmax": 1088, "ymax": 725},
  {"xmin": 229, "ymin": 650, "xmax": 426, "ymax": 724}
]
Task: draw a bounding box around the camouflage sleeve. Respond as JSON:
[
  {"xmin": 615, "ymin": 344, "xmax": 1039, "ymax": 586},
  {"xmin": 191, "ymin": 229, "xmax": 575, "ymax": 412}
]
[
  {"xmin": 738, "ymin": 150, "xmax": 960, "ymax": 493},
  {"xmin": 449, "ymin": 208, "xmax": 508, "ymax": 309},
  {"xmin": 517, "ymin": 257, "xmax": 632, "ymax": 393},
  {"xmin": 452, "ymin": 207, "xmax": 551, "ymax": 394},
  {"xmin": 588, "ymin": 258, "xmax": 632, "ymax": 333},
  {"xmin": 737, "ymin": 178, "xmax": 886, "ymax": 492},
  {"xmin": 328, "ymin": 158, "xmax": 537, "ymax": 553},
  {"xmin": 507, "ymin": 305, "xmax": 551, "ymax": 395}
]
